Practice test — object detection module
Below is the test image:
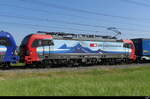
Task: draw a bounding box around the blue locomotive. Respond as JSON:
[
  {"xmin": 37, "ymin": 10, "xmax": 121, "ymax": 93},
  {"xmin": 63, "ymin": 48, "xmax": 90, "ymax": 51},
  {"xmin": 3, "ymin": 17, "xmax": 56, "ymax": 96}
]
[{"xmin": 0, "ymin": 31, "xmax": 19, "ymax": 67}]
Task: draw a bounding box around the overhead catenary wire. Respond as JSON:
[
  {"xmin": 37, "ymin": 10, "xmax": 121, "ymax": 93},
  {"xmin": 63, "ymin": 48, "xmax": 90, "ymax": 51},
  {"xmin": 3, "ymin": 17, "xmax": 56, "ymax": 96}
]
[
  {"xmin": 0, "ymin": 2, "xmax": 149, "ymax": 29},
  {"xmin": 121, "ymin": 0, "xmax": 150, "ymax": 8},
  {"xmin": 20, "ymin": 0, "xmax": 150, "ymax": 21},
  {"xmin": 18, "ymin": 0, "xmax": 150, "ymax": 32},
  {"xmin": 0, "ymin": 3, "xmax": 88, "ymax": 19},
  {"xmin": 0, "ymin": 0, "xmax": 149, "ymax": 44},
  {"xmin": 0, "ymin": 1, "xmax": 150, "ymax": 34},
  {"xmin": 0, "ymin": 21, "xmax": 106, "ymax": 33},
  {"xmin": 0, "ymin": 21, "xmax": 148, "ymax": 37},
  {"xmin": 0, "ymin": 14, "xmax": 107, "ymax": 28},
  {"xmin": 0, "ymin": 13, "xmax": 149, "ymax": 33}
]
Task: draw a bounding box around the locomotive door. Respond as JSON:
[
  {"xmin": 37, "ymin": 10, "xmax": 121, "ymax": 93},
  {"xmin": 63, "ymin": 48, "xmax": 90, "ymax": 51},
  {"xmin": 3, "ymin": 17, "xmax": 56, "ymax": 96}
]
[{"xmin": 41, "ymin": 39, "xmax": 54, "ymax": 59}]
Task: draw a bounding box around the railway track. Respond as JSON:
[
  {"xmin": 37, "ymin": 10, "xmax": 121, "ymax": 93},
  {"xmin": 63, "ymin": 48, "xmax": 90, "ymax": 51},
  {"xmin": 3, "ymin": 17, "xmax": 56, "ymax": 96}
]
[{"xmin": 0, "ymin": 63, "xmax": 150, "ymax": 73}]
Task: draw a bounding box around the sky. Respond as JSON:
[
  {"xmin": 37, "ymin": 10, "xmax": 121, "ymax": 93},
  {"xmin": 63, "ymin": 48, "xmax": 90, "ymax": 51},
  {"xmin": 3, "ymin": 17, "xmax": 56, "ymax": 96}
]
[{"xmin": 0, "ymin": 0, "xmax": 150, "ymax": 45}]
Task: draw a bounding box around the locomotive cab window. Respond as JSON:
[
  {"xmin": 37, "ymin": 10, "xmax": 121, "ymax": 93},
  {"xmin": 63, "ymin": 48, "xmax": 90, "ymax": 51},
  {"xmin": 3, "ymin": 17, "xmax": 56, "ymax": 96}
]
[
  {"xmin": 0, "ymin": 38, "xmax": 11, "ymax": 46},
  {"xmin": 32, "ymin": 39, "xmax": 41, "ymax": 47},
  {"xmin": 123, "ymin": 43, "xmax": 132, "ymax": 48},
  {"xmin": 32, "ymin": 39, "xmax": 54, "ymax": 47},
  {"xmin": 41, "ymin": 40, "xmax": 54, "ymax": 46},
  {"xmin": 20, "ymin": 35, "xmax": 32, "ymax": 47}
]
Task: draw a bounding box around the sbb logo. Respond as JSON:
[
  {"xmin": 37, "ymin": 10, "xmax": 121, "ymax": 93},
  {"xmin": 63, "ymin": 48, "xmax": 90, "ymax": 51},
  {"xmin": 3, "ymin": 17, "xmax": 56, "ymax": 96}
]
[{"xmin": 90, "ymin": 43, "xmax": 97, "ymax": 47}]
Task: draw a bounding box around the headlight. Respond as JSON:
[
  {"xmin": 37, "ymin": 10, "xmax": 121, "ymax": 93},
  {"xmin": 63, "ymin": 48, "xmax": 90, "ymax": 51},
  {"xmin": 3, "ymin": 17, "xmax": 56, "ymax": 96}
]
[{"xmin": 14, "ymin": 50, "xmax": 18, "ymax": 55}]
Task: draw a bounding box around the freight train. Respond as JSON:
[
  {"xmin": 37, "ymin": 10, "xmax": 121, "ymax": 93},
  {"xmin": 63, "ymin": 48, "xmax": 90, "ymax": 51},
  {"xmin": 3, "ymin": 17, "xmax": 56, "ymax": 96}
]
[{"xmin": 0, "ymin": 30, "xmax": 149, "ymax": 68}]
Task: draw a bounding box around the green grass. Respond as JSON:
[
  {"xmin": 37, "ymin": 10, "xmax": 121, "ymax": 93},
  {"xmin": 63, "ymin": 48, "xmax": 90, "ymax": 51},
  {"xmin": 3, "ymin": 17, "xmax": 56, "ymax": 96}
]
[
  {"xmin": 10, "ymin": 63, "xmax": 25, "ymax": 67},
  {"xmin": 0, "ymin": 66, "xmax": 150, "ymax": 96}
]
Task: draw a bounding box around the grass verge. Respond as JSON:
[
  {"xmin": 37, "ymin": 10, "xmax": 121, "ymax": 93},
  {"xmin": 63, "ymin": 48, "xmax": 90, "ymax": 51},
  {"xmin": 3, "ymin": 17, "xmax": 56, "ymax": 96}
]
[{"xmin": 0, "ymin": 66, "xmax": 149, "ymax": 96}]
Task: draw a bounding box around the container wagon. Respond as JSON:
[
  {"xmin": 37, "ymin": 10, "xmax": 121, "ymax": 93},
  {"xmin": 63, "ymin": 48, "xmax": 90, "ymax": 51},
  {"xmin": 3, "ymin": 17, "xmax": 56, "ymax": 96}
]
[{"xmin": 132, "ymin": 38, "xmax": 150, "ymax": 62}]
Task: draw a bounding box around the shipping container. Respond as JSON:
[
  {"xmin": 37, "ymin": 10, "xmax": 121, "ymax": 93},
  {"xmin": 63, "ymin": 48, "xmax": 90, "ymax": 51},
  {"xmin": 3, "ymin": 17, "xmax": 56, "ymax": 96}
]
[{"xmin": 132, "ymin": 38, "xmax": 150, "ymax": 60}]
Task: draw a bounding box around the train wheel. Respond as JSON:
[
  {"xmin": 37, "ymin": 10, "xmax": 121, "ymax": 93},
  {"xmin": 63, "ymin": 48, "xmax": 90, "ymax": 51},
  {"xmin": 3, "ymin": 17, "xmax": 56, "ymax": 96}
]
[
  {"xmin": 3, "ymin": 62, "xmax": 11, "ymax": 70},
  {"xmin": 25, "ymin": 64, "xmax": 36, "ymax": 68},
  {"xmin": 43, "ymin": 64, "xmax": 51, "ymax": 68},
  {"xmin": 25, "ymin": 64, "xmax": 31, "ymax": 68},
  {"xmin": 67, "ymin": 64, "xmax": 73, "ymax": 67}
]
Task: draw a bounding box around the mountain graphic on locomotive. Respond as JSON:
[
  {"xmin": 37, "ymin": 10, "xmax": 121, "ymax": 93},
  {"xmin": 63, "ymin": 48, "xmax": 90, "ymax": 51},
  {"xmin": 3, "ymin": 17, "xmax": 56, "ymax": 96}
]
[{"xmin": 2, "ymin": 30, "xmax": 150, "ymax": 68}]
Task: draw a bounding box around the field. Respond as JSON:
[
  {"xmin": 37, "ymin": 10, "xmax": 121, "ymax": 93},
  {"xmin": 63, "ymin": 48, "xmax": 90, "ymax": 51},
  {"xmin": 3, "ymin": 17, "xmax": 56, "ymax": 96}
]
[{"xmin": 0, "ymin": 65, "xmax": 150, "ymax": 96}]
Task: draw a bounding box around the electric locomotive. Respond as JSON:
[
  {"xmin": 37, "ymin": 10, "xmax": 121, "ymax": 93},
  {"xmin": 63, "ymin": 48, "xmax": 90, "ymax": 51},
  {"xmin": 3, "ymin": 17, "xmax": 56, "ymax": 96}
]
[
  {"xmin": 0, "ymin": 31, "xmax": 19, "ymax": 67},
  {"xmin": 19, "ymin": 31, "xmax": 136, "ymax": 67}
]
